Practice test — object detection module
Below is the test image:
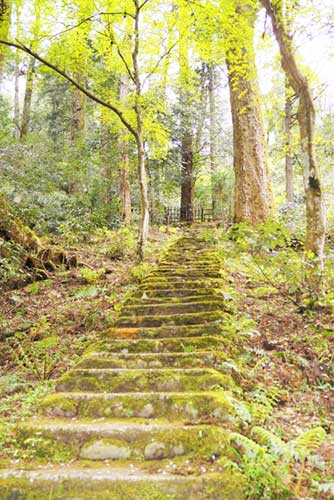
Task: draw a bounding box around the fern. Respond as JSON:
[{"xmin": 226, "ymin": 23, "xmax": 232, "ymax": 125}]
[
  {"xmin": 291, "ymin": 426, "xmax": 326, "ymax": 459},
  {"xmin": 251, "ymin": 426, "xmax": 288, "ymax": 458},
  {"xmin": 229, "ymin": 432, "xmax": 263, "ymax": 457},
  {"xmin": 291, "ymin": 427, "xmax": 327, "ymax": 496}
]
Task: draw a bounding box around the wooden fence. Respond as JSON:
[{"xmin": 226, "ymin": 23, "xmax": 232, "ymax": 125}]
[{"xmin": 164, "ymin": 206, "xmax": 213, "ymax": 225}]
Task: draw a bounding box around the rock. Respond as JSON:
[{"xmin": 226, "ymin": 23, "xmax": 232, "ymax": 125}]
[
  {"xmin": 172, "ymin": 444, "xmax": 185, "ymax": 456},
  {"xmin": 49, "ymin": 406, "xmax": 76, "ymax": 418},
  {"xmin": 103, "ymin": 407, "xmax": 112, "ymax": 417},
  {"xmin": 137, "ymin": 359, "xmax": 147, "ymax": 368},
  {"xmin": 144, "ymin": 442, "xmax": 167, "ymax": 460},
  {"xmin": 184, "ymin": 403, "xmax": 198, "ymax": 419},
  {"xmin": 138, "ymin": 403, "xmax": 154, "ymax": 418},
  {"xmin": 212, "ymin": 408, "xmax": 224, "ymax": 419},
  {"xmin": 149, "ymin": 361, "xmax": 162, "ymax": 368},
  {"xmin": 80, "ymin": 440, "xmax": 131, "ymax": 460}
]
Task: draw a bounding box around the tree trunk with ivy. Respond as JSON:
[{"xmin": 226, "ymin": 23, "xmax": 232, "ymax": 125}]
[
  {"xmin": 226, "ymin": 2, "xmax": 274, "ymax": 225},
  {"xmin": 262, "ymin": 0, "xmax": 326, "ymax": 262}
]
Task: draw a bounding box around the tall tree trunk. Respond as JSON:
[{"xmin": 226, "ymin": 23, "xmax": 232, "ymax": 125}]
[
  {"xmin": 285, "ymin": 80, "xmax": 294, "ymax": 205},
  {"xmin": 136, "ymin": 131, "xmax": 149, "ymax": 259},
  {"xmin": 0, "ymin": 0, "xmax": 11, "ymax": 80},
  {"xmin": 70, "ymin": 85, "xmax": 86, "ymax": 142},
  {"xmin": 119, "ymin": 74, "xmax": 132, "ymax": 225},
  {"xmin": 180, "ymin": 132, "xmax": 194, "ymax": 221},
  {"xmin": 20, "ymin": 57, "xmax": 35, "ymax": 138},
  {"xmin": 14, "ymin": 54, "xmax": 20, "ymax": 139},
  {"xmin": 133, "ymin": 0, "xmax": 149, "ymax": 259},
  {"xmin": 262, "ymin": 0, "xmax": 326, "ymax": 262},
  {"xmin": 226, "ymin": 4, "xmax": 273, "ymax": 224},
  {"xmin": 119, "ymin": 143, "xmax": 132, "ymax": 225},
  {"xmin": 178, "ymin": 1, "xmax": 194, "ymax": 222},
  {"xmin": 208, "ymin": 63, "xmax": 219, "ymax": 217}
]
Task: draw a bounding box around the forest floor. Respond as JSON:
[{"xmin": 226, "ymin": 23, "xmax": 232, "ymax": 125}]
[{"xmin": 0, "ymin": 224, "xmax": 333, "ymax": 499}]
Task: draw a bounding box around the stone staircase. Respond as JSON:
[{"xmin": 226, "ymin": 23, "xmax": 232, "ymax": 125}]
[{"xmin": 0, "ymin": 229, "xmax": 245, "ymax": 499}]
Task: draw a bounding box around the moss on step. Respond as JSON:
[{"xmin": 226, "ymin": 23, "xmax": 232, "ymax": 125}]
[
  {"xmin": 39, "ymin": 391, "xmax": 237, "ymax": 424},
  {"xmin": 132, "ymin": 288, "xmax": 220, "ymax": 298},
  {"xmin": 55, "ymin": 368, "xmax": 236, "ymax": 393},
  {"xmin": 126, "ymin": 293, "xmax": 220, "ymax": 304},
  {"xmin": 139, "ymin": 278, "xmax": 224, "ymax": 290},
  {"xmin": 16, "ymin": 423, "xmax": 236, "ymax": 464},
  {"xmin": 0, "ymin": 470, "xmax": 246, "ymax": 500},
  {"xmin": 115, "ymin": 310, "xmax": 228, "ymax": 328},
  {"xmin": 75, "ymin": 351, "xmax": 229, "ymax": 370},
  {"xmin": 87, "ymin": 335, "xmax": 230, "ymax": 354},
  {"xmin": 149, "ymin": 271, "xmax": 223, "ymax": 279},
  {"xmin": 104, "ymin": 323, "xmax": 224, "ymax": 340},
  {"xmin": 120, "ymin": 300, "xmax": 226, "ymax": 317}
]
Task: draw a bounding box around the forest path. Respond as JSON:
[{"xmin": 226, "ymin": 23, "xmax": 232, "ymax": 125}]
[{"xmin": 0, "ymin": 227, "xmax": 245, "ymax": 499}]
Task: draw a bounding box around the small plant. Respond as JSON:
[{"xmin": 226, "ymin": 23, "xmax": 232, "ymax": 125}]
[
  {"xmin": 229, "ymin": 426, "xmax": 327, "ymax": 498},
  {"xmin": 27, "ymin": 281, "xmax": 41, "ymax": 294},
  {"xmin": 130, "ymin": 262, "xmax": 152, "ymax": 282},
  {"xmin": 98, "ymin": 226, "xmax": 136, "ymax": 259},
  {"xmin": 9, "ymin": 317, "xmax": 68, "ymax": 380},
  {"xmin": 80, "ymin": 266, "xmax": 105, "ymax": 284}
]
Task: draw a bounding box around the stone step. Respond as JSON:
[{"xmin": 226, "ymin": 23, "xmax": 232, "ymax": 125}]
[
  {"xmin": 140, "ymin": 278, "xmax": 223, "ymax": 290},
  {"xmin": 133, "ymin": 288, "xmax": 220, "ymax": 298},
  {"xmin": 156, "ymin": 264, "xmax": 221, "ymax": 271},
  {"xmin": 40, "ymin": 390, "xmax": 235, "ymax": 422},
  {"xmin": 149, "ymin": 270, "xmax": 222, "ymax": 279},
  {"xmin": 146, "ymin": 264, "xmax": 218, "ymax": 272},
  {"xmin": 0, "ymin": 466, "xmax": 245, "ymax": 500},
  {"xmin": 142, "ymin": 275, "xmax": 224, "ymax": 285},
  {"xmin": 88, "ymin": 335, "xmax": 227, "ymax": 353},
  {"xmin": 75, "ymin": 351, "xmax": 228, "ymax": 369},
  {"xmin": 163, "ymin": 249, "xmax": 217, "ymax": 256},
  {"xmin": 105, "ymin": 323, "xmax": 223, "ymax": 339},
  {"xmin": 115, "ymin": 310, "xmax": 226, "ymax": 328},
  {"xmin": 127, "ymin": 293, "xmax": 220, "ymax": 304},
  {"xmin": 16, "ymin": 420, "xmax": 231, "ymax": 463},
  {"xmin": 55, "ymin": 368, "xmax": 235, "ymax": 393},
  {"xmin": 121, "ymin": 300, "xmax": 225, "ymax": 317}
]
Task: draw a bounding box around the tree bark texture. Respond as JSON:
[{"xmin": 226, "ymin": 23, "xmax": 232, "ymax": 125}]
[
  {"xmin": 14, "ymin": 55, "xmax": 20, "ymax": 139},
  {"xmin": 70, "ymin": 85, "xmax": 86, "ymax": 142},
  {"xmin": 178, "ymin": 0, "xmax": 194, "ymax": 222},
  {"xmin": 0, "ymin": 0, "xmax": 10, "ymax": 79},
  {"xmin": 119, "ymin": 144, "xmax": 132, "ymax": 225},
  {"xmin": 20, "ymin": 57, "xmax": 35, "ymax": 138},
  {"xmin": 262, "ymin": 0, "xmax": 326, "ymax": 261},
  {"xmin": 119, "ymin": 74, "xmax": 132, "ymax": 225},
  {"xmin": 180, "ymin": 132, "xmax": 194, "ymax": 221},
  {"xmin": 285, "ymin": 80, "xmax": 294, "ymax": 205},
  {"xmin": 133, "ymin": 0, "xmax": 149, "ymax": 259},
  {"xmin": 208, "ymin": 64, "xmax": 221, "ymax": 217},
  {"xmin": 226, "ymin": 4, "xmax": 273, "ymax": 225}
]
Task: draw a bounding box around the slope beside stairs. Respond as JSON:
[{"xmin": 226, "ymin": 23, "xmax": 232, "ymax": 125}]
[{"xmin": 0, "ymin": 228, "xmax": 245, "ymax": 500}]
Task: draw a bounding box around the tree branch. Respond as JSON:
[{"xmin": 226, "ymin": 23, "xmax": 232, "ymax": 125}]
[
  {"xmin": 0, "ymin": 39, "xmax": 138, "ymax": 139},
  {"xmin": 116, "ymin": 45, "xmax": 136, "ymax": 84},
  {"xmin": 142, "ymin": 36, "xmax": 178, "ymax": 86},
  {"xmin": 46, "ymin": 11, "xmax": 136, "ymax": 40},
  {"xmin": 139, "ymin": 0, "xmax": 150, "ymax": 10}
]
